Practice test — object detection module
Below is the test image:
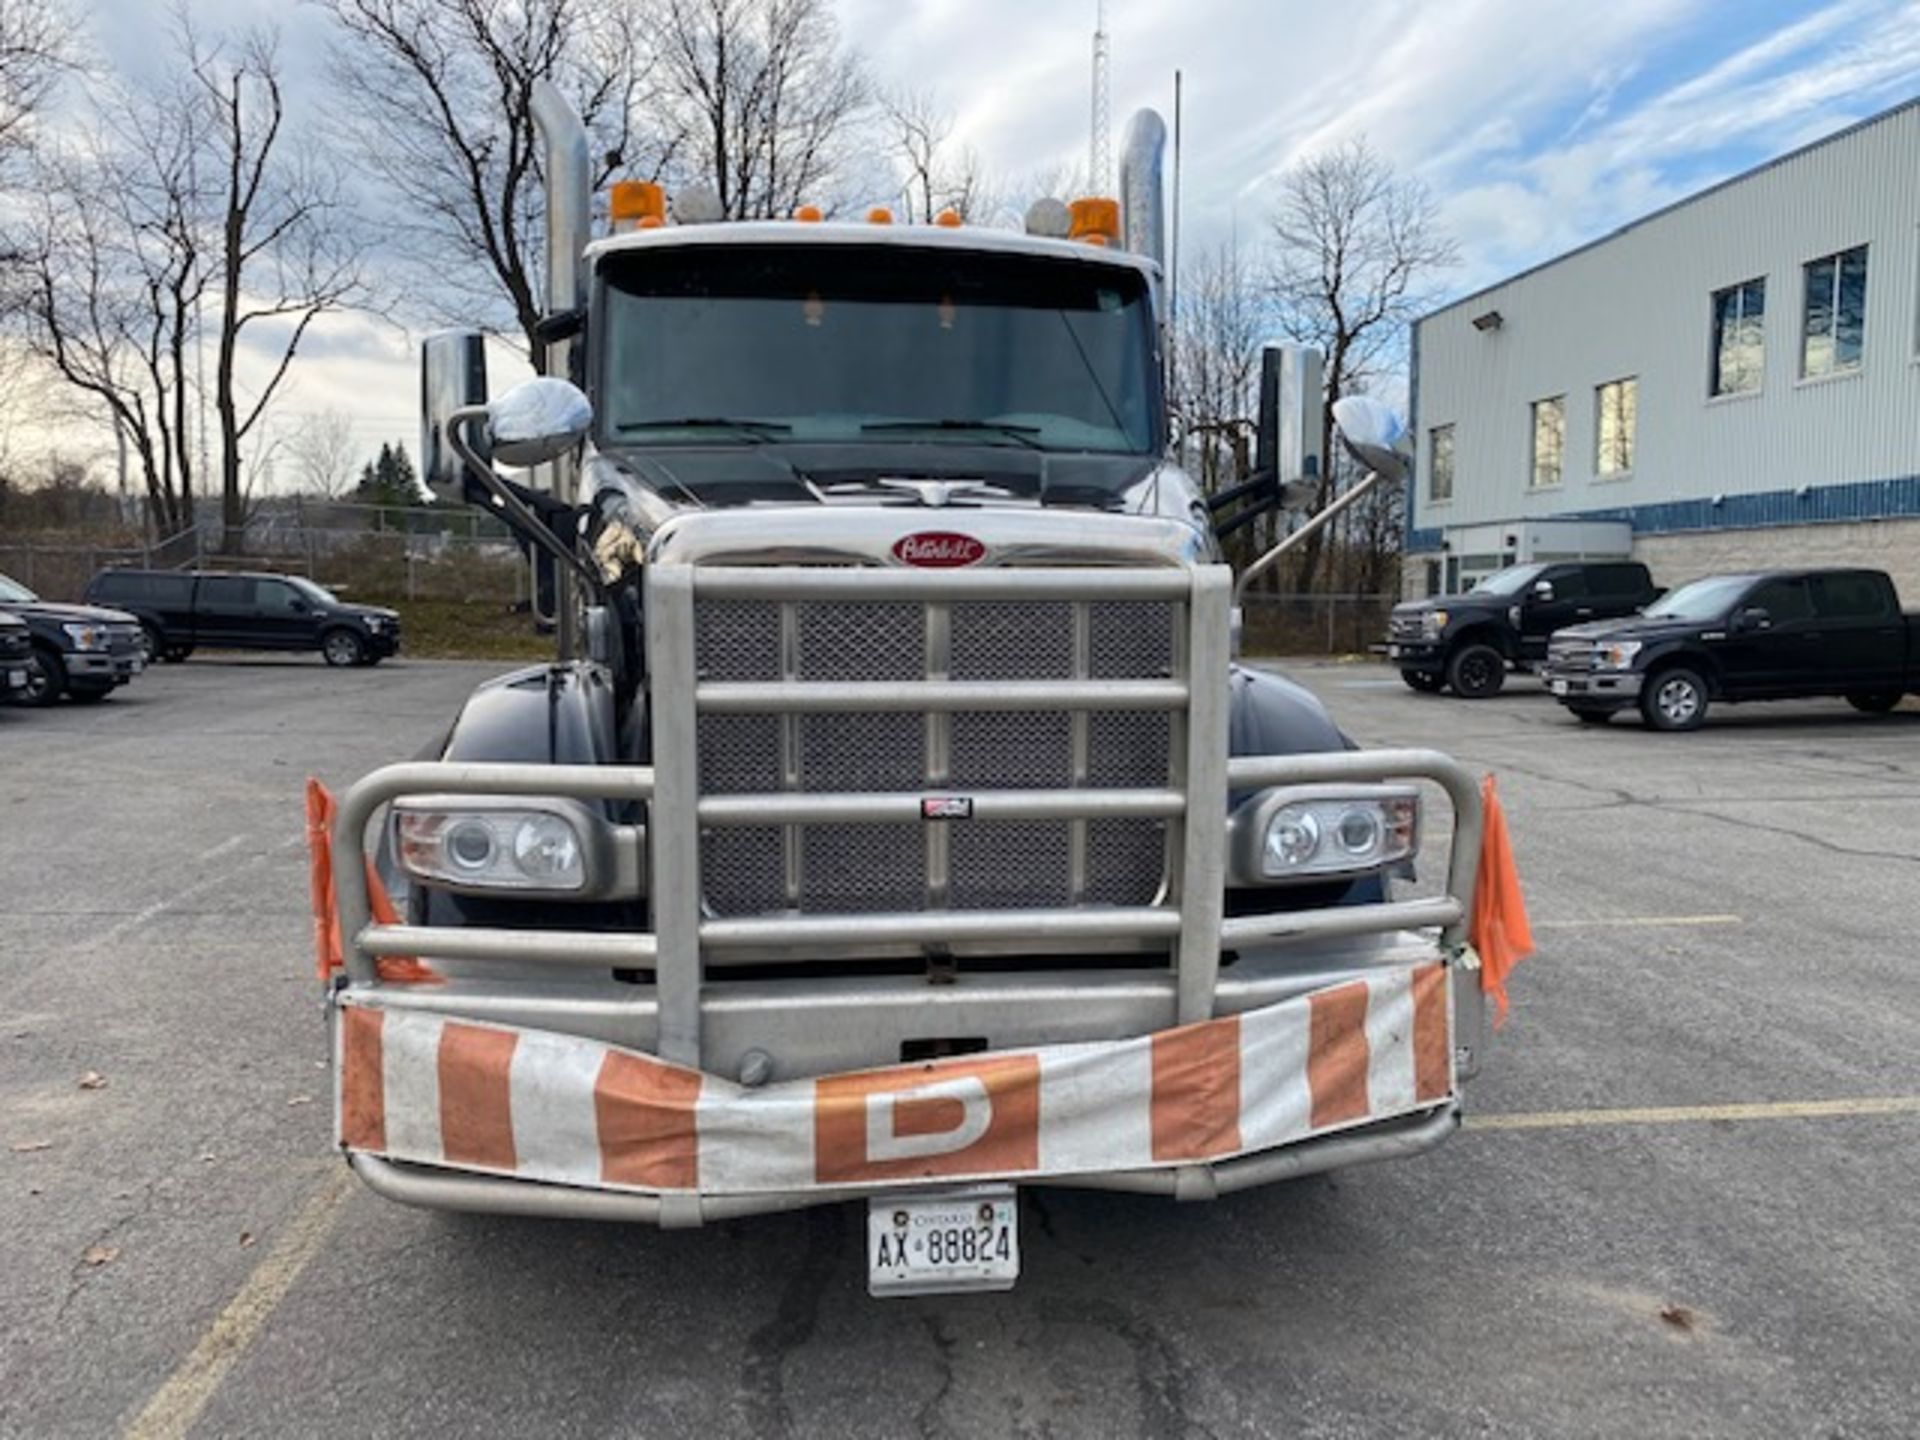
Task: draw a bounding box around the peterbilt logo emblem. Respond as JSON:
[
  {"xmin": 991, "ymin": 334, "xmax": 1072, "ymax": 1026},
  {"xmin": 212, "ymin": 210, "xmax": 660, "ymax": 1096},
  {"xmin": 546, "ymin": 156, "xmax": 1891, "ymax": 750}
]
[
  {"xmin": 921, "ymin": 796, "xmax": 974, "ymax": 820},
  {"xmin": 892, "ymin": 532, "xmax": 986, "ymax": 568}
]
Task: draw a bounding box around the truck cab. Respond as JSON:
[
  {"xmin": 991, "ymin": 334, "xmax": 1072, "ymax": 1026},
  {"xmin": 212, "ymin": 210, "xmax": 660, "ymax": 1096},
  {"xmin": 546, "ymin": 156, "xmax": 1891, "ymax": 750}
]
[{"xmin": 323, "ymin": 93, "xmax": 1501, "ymax": 1295}]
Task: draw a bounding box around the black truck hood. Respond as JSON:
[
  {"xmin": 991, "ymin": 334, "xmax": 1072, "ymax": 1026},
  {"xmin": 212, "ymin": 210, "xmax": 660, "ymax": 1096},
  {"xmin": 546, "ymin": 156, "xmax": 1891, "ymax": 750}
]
[
  {"xmin": 1392, "ymin": 591, "xmax": 1507, "ymax": 618},
  {"xmin": 0, "ymin": 598, "xmax": 139, "ymax": 626},
  {"xmin": 335, "ymin": 602, "xmax": 400, "ymax": 622},
  {"xmin": 1553, "ymin": 614, "xmax": 1694, "ymax": 644}
]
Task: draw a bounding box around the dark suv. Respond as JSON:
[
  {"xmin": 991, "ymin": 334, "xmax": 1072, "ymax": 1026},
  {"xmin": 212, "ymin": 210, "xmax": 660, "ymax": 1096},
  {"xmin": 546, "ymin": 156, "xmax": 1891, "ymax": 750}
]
[
  {"xmin": 85, "ymin": 569, "xmax": 400, "ymax": 667},
  {"xmin": 0, "ymin": 571, "xmax": 147, "ymax": 705},
  {"xmin": 1386, "ymin": 560, "xmax": 1660, "ymax": 698}
]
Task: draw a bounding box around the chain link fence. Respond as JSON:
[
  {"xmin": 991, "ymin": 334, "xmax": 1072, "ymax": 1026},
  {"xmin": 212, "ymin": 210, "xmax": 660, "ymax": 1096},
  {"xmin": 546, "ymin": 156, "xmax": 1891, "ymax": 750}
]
[{"xmin": 1240, "ymin": 594, "xmax": 1396, "ymax": 657}]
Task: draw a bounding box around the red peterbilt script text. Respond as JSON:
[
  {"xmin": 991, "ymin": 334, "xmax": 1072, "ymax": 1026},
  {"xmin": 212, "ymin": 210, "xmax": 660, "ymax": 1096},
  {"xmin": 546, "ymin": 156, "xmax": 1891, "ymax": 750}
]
[{"xmin": 892, "ymin": 532, "xmax": 987, "ymax": 567}]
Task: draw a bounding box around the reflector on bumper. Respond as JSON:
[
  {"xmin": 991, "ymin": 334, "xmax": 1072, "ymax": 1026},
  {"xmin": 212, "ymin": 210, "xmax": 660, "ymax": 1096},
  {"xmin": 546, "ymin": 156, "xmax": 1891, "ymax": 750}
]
[{"xmin": 335, "ymin": 961, "xmax": 1456, "ymax": 1195}]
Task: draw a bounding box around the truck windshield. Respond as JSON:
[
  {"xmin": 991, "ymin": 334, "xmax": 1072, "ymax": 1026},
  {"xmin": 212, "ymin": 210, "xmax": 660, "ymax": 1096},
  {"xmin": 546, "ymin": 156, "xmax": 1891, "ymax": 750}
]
[
  {"xmin": 1645, "ymin": 575, "xmax": 1754, "ymax": 621},
  {"xmin": 0, "ymin": 574, "xmax": 37, "ymax": 603},
  {"xmin": 1471, "ymin": 565, "xmax": 1545, "ymax": 596},
  {"xmin": 597, "ymin": 244, "xmax": 1158, "ymax": 456},
  {"xmin": 289, "ymin": 577, "xmax": 339, "ymax": 605}
]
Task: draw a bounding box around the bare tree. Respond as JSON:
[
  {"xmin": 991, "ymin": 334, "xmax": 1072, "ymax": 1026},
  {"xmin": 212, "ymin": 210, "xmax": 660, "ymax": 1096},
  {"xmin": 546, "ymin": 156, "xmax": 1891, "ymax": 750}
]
[
  {"xmin": 14, "ymin": 99, "xmax": 208, "ymax": 534},
  {"xmin": 319, "ymin": 0, "xmax": 656, "ymax": 357},
  {"xmin": 880, "ymin": 86, "xmax": 996, "ymax": 224},
  {"xmin": 286, "ymin": 408, "xmax": 361, "ymax": 498},
  {"xmin": 1267, "ymin": 136, "xmax": 1454, "ymax": 593},
  {"xmin": 0, "ymin": 0, "xmax": 69, "ymax": 170},
  {"xmin": 193, "ymin": 27, "xmax": 364, "ymax": 548},
  {"xmin": 1172, "ymin": 242, "xmax": 1265, "ymax": 496},
  {"xmin": 655, "ymin": 0, "xmax": 872, "ymax": 219}
]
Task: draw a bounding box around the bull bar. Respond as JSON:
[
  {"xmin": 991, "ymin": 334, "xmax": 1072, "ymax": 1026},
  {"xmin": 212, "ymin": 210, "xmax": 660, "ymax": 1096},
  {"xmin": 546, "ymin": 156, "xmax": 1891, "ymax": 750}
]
[{"xmin": 331, "ymin": 564, "xmax": 1487, "ymax": 1220}]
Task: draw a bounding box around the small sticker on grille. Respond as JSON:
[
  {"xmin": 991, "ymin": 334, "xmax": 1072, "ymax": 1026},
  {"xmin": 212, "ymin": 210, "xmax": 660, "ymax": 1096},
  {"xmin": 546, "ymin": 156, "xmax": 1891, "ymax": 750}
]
[{"xmin": 921, "ymin": 796, "xmax": 974, "ymax": 820}]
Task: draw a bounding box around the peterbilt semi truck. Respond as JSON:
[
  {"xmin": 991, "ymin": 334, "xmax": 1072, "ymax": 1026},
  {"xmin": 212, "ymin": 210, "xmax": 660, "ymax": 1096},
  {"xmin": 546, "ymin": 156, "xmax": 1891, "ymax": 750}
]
[{"xmin": 323, "ymin": 88, "xmax": 1497, "ymax": 1297}]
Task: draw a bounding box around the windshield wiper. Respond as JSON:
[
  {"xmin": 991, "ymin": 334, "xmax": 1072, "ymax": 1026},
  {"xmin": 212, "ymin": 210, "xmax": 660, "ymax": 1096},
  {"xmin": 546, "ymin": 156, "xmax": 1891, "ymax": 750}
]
[
  {"xmin": 613, "ymin": 417, "xmax": 793, "ymax": 440},
  {"xmin": 859, "ymin": 419, "xmax": 1045, "ymax": 449}
]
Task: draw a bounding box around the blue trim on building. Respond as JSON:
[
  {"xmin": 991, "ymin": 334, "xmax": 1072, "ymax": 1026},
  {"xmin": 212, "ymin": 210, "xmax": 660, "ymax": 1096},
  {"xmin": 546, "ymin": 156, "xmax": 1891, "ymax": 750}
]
[{"xmin": 1406, "ymin": 472, "xmax": 1920, "ymax": 554}]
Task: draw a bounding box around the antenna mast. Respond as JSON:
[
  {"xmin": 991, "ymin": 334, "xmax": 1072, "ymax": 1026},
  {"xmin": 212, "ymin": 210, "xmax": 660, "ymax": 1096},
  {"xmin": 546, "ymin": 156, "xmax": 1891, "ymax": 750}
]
[{"xmin": 1090, "ymin": 0, "xmax": 1111, "ymax": 192}]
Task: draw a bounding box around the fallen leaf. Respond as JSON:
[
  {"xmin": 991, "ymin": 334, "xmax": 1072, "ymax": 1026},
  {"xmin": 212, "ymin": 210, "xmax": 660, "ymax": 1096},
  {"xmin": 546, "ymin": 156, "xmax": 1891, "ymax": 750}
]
[
  {"xmin": 10, "ymin": 1140, "xmax": 52, "ymax": 1153},
  {"xmin": 78, "ymin": 1071, "xmax": 108, "ymax": 1091},
  {"xmin": 1659, "ymin": 1304, "xmax": 1697, "ymax": 1332},
  {"xmin": 82, "ymin": 1244, "xmax": 119, "ymax": 1267},
  {"xmin": 239, "ymin": 1232, "xmax": 256, "ymax": 1248},
  {"xmin": 285, "ymin": 1095, "xmax": 313, "ymax": 1107}
]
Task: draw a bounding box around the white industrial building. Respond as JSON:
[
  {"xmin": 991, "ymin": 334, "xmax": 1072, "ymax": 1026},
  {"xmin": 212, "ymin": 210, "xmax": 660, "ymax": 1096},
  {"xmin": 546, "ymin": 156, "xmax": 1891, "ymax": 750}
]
[{"xmin": 1405, "ymin": 96, "xmax": 1920, "ymax": 597}]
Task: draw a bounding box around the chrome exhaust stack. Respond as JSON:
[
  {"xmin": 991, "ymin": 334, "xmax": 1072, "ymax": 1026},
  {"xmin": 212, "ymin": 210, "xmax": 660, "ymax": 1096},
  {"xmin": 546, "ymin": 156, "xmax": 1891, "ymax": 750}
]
[{"xmin": 1119, "ymin": 108, "xmax": 1167, "ymax": 267}]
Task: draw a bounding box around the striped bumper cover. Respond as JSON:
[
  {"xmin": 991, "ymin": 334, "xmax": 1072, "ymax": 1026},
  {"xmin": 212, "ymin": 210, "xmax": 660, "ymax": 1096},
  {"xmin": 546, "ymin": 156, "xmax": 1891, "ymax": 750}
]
[{"xmin": 335, "ymin": 960, "xmax": 1456, "ymax": 1196}]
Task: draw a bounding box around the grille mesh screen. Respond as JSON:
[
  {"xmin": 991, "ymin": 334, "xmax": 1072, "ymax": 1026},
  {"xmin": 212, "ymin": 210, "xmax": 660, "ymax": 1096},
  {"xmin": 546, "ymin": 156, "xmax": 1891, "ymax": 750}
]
[{"xmin": 693, "ymin": 594, "xmax": 1179, "ymax": 917}]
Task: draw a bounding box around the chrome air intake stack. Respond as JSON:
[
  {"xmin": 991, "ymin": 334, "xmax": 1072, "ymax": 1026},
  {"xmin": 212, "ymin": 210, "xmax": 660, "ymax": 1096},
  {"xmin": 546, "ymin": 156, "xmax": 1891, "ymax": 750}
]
[{"xmin": 1119, "ymin": 108, "xmax": 1167, "ymax": 267}]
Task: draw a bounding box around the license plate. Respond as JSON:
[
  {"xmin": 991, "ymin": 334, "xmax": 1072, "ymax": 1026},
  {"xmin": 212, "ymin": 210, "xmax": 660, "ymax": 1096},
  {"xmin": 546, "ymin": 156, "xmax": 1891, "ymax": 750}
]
[
  {"xmin": 130, "ymin": 657, "xmax": 145, "ymax": 674},
  {"xmin": 1549, "ymin": 679, "xmax": 1569, "ymax": 696},
  {"xmin": 5, "ymin": 669, "xmax": 22, "ymax": 689},
  {"xmin": 868, "ymin": 1187, "xmax": 1019, "ymax": 1297},
  {"xmin": 1386, "ymin": 645, "xmax": 1402, "ymax": 658}
]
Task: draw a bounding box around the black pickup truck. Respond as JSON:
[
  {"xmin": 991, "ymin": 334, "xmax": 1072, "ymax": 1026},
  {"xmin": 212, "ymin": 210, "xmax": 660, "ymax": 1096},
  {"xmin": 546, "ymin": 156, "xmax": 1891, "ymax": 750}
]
[
  {"xmin": 84, "ymin": 569, "xmax": 400, "ymax": 667},
  {"xmin": 1385, "ymin": 560, "xmax": 1660, "ymax": 697},
  {"xmin": 1542, "ymin": 567, "xmax": 1919, "ymax": 730},
  {"xmin": 0, "ymin": 572, "xmax": 147, "ymax": 705}
]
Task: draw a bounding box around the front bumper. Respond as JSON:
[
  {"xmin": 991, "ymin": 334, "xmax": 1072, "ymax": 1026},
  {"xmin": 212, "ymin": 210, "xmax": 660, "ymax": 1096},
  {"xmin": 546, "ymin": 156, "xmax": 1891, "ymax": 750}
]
[
  {"xmin": 65, "ymin": 649, "xmax": 143, "ymax": 686},
  {"xmin": 1384, "ymin": 638, "xmax": 1445, "ymax": 671},
  {"xmin": 1542, "ymin": 666, "xmax": 1643, "ymax": 705},
  {"xmin": 332, "ymin": 947, "xmax": 1481, "ymax": 1221}
]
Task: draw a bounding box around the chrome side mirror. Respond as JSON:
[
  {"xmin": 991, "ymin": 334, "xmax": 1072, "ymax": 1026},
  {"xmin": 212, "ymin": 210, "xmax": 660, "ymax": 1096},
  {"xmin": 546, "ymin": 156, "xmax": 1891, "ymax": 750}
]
[
  {"xmin": 486, "ymin": 378, "xmax": 593, "ymax": 469},
  {"xmin": 1331, "ymin": 395, "xmax": 1409, "ymax": 484},
  {"xmin": 1533, "ymin": 580, "xmax": 1556, "ymax": 602},
  {"xmin": 421, "ymin": 330, "xmax": 489, "ymax": 502}
]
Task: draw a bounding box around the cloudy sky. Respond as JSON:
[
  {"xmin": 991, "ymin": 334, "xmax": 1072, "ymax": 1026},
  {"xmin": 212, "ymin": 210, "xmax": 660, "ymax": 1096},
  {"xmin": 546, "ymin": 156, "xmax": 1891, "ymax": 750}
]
[{"xmin": 45, "ymin": 0, "xmax": 1920, "ymax": 485}]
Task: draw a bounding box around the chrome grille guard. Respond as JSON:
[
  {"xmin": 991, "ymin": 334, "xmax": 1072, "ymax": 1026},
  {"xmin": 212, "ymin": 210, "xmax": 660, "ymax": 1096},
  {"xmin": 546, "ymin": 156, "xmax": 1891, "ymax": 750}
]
[{"xmin": 336, "ymin": 564, "xmax": 1485, "ymax": 1072}]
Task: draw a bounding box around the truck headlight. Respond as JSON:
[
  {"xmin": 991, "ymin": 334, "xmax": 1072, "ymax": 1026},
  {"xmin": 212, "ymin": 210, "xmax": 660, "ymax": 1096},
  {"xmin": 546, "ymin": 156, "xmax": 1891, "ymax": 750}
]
[
  {"xmin": 1593, "ymin": 641, "xmax": 1643, "ymax": 670},
  {"xmin": 1230, "ymin": 784, "xmax": 1420, "ymax": 884},
  {"xmin": 392, "ymin": 798, "xmax": 643, "ymax": 898},
  {"xmin": 1421, "ymin": 610, "xmax": 1448, "ymax": 639},
  {"xmin": 62, "ymin": 622, "xmax": 108, "ymax": 651}
]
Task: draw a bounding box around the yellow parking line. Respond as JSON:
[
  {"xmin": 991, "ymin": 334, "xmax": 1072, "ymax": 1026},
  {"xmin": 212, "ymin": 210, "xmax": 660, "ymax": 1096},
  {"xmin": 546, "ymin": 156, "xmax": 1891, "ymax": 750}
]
[
  {"xmin": 1531, "ymin": 914, "xmax": 1742, "ymax": 930},
  {"xmin": 1467, "ymin": 1096, "xmax": 1920, "ymax": 1131},
  {"xmin": 125, "ymin": 1167, "xmax": 354, "ymax": 1440}
]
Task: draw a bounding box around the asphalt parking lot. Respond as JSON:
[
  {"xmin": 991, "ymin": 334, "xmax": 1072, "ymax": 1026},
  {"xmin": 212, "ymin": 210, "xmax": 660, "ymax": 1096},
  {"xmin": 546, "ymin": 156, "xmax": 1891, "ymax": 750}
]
[{"xmin": 4, "ymin": 655, "xmax": 1918, "ymax": 1438}]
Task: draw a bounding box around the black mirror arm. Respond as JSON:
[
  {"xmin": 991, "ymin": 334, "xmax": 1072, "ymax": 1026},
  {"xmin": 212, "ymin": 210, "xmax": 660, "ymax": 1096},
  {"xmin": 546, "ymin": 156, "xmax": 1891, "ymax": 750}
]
[
  {"xmin": 532, "ymin": 307, "xmax": 586, "ymax": 346},
  {"xmin": 447, "ymin": 406, "xmax": 603, "ymax": 597},
  {"xmin": 1206, "ymin": 469, "xmax": 1278, "ymax": 516}
]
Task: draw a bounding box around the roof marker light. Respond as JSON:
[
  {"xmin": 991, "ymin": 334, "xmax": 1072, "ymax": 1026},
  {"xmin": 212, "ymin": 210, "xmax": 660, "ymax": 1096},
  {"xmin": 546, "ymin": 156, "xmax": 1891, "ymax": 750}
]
[
  {"xmin": 867, "ymin": 206, "xmax": 894, "ymax": 225},
  {"xmin": 935, "ymin": 209, "xmax": 963, "ymax": 228},
  {"xmin": 794, "ymin": 204, "xmax": 824, "ymax": 222},
  {"xmin": 610, "ymin": 180, "xmax": 666, "ymax": 234}
]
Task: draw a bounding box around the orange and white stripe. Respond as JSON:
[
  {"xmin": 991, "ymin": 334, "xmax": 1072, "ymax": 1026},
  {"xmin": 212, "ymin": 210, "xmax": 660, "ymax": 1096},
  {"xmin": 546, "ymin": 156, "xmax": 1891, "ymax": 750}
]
[{"xmin": 336, "ymin": 961, "xmax": 1455, "ymax": 1195}]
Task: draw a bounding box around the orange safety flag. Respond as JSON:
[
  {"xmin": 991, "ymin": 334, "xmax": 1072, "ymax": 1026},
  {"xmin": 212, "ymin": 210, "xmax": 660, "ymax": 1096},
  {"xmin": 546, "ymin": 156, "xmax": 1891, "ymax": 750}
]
[
  {"xmin": 1468, "ymin": 773, "xmax": 1533, "ymax": 1026},
  {"xmin": 305, "ymin": 777, "xmax": 438, "ymax": 985}
]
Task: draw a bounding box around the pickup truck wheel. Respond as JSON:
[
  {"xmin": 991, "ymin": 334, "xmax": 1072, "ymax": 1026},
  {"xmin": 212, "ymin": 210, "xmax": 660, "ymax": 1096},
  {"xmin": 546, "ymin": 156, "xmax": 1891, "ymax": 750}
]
[
  {"xmin": 1400, "ymin": 669, "xmax": 1444, "ymax": 693},
  {"xmin": 18, "ymin": 649, "xmax": 65, "ymax": 706},
  {"xmin": 322, "ymin": 629, "xmax": 366, "ymax": 667},
  {"xmin": 138, "ymin": 625, "xmax": 161, "ymax": 665},
  {"xmin": 1642, "ymin": 667, "xmax": 1709, "ymax": 731},
  {"xmin": 1846, "ymin": 692, "xmax": 1902, "ymax": 714},
  {"xmin": 1446, "ymin": 643, "xmax": 1506, "ymax": 699}
]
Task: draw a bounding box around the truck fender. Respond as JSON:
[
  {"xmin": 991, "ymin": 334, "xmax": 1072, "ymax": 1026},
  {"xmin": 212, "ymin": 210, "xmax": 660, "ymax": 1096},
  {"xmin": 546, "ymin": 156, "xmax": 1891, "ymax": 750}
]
[
  {"xmin": 1228, "ymin": 663, "xmax": 1350, "ymax": 767},
  {"xmin": 437, "ymin": 661, "xmax": 623, "ymax": 767}
]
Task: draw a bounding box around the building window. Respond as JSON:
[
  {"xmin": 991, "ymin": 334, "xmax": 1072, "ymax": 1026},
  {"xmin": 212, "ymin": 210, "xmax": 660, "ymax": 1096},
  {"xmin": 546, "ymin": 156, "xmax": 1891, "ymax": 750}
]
[
  {"xmin": 1802, "ymin": 245, "xmax": 1867, "ymax": 378},
  {"xmin": 1594, "ymin": 377, "xmax": 1636, "ymax": 477},
  {"xmin": 1711, "ymin": 278, "xmax": 1765, "ymax": 395},
  {"xmin": 1529, "ymin": 396, "xmax": 1564, "ymax": 489},
  {"xmin": 1428, "ymin": 424, "xmax": 1454, "ymax": 502}
]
